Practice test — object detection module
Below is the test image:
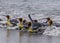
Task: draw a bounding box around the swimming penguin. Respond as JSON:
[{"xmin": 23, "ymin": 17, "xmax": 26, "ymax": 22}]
[
  {"xmin": 6, "ymin": 15, "xmax": 19, "ymax": 26},
  {"xmin": 18, "ymin": 18, "xmax": 24, "ymax": 30},
  {"xmin": 32, "ymin": 20, "xmax": 41, "ymax": 30},
  {"xmin": 23, "ymin": 20, "xmax": 28, "ymax": 29},
  {"xmin": 27, "ymin": 22, "xmax": 33, "ymax": 32},
  {"xmin": 46, "ymin": 17, "xmax": 53, "ymax": 26},
  {"xmin": 6, "ymin": 15, "xmax": 13, "ymax": 26}
]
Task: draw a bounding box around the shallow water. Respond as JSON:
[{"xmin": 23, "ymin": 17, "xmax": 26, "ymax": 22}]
[
  {"xmin": 0, "ymin": 28, "xmax": 60, "ymax": 43},
  {"xmin": 0, "ymin": 0, "xmax": 60, "ymax": 43}
]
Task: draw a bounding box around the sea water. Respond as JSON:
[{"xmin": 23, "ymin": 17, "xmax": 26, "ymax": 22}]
[{"xmin": 0, "ymin": 0, "xmax": 60, "ymax": 43}]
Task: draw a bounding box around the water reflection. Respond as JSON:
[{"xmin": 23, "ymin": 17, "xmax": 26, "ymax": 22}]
[
  {"xmin": 19, "ymin": 30, "xmax": 24, "ymax": 43},
  {"xmin": 6, "ymin": 29, "xmax": 10, "ymax": 43},
  {"xmin": 0, "ymin": 29, "xmax": 60, "ymax": 43}
]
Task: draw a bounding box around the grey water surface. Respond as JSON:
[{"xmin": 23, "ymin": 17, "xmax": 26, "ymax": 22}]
[
  {"xmin": 0, "ymin": 28, "xmax": 60, "ymax": 43},
  {"xmin": 0, "ymin": 0, "xmax": 60, "ymax": 43}
]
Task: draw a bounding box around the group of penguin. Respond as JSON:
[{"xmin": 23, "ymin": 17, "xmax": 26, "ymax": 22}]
[{"xmin": 0, "ymin": 15, "xmax": 53, "ymax": 33}]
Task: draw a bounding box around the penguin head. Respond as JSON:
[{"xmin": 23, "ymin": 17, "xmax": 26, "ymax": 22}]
[
  {"xmin": 46, "ymin": 17, "xmax": 50, "ymax": 21},
  {"xmin": 28, "ymin": 22, "xmax": 32, "ymax": 27},
  {"xmin": 19, "ymin": 18, "xmax": 23, "ymax": 22},
  {"xmin": 23, "ymin": 20, "xmax": 26, "ymax": 23},
  {"xmin": 34, "ymin": 20, "xmax": 38, "ymax": 22},
  {"xmin": 0, "ymin": 19, "xmax": 2, "ymax": 21},
  {"xmin": 6, "ymin": 15, "xmax": 10, "ymax": 20}
]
